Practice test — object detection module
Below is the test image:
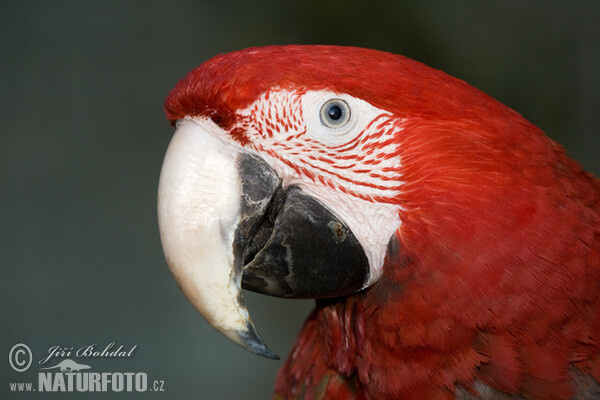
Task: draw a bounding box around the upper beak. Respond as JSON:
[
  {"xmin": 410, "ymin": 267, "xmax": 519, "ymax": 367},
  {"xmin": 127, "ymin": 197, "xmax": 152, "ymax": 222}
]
[{"xmin": 158, "ymin": 118, "xmax": 369, "ymax": 358}]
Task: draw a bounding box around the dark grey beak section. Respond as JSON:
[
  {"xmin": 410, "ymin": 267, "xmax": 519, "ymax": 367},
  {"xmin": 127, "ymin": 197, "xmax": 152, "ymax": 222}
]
[{"xmin": 235, "ymin": 154, "xmax": 370, "ymax": 299}]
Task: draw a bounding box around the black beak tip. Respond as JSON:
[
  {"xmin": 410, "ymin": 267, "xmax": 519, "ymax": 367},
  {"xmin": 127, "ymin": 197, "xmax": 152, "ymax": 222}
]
[{"xmin": 239, "ymin": 323, "xmax": 280, "ymax": 360}]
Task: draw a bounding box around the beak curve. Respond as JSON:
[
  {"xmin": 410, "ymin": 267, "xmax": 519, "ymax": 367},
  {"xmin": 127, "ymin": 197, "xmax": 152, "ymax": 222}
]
[
  {"xmin": 158, "ymin": 117, "xmax": 370, "ymax": 359},
  {"xmin": 157, "ymin": 118, "xmax": 279, "ymax": 359}
]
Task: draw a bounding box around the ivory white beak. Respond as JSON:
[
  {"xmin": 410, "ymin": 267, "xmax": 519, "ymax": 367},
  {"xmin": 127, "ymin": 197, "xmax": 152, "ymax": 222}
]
[{"xmin": 157, "ymin": 118, "xmax": 277, "ymax": 359}]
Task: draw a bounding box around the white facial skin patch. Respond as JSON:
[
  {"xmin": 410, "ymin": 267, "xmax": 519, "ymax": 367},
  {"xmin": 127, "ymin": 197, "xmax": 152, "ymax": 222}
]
[{"xmin": 233, "ymin": 89, "xmax": 405, "ymax": 285}]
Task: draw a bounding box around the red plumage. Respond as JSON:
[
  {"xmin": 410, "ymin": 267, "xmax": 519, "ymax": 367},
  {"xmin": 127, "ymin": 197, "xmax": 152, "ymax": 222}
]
[{"xmin": 165, "ymin": 46, "xmax": 600, "ymax": 399}]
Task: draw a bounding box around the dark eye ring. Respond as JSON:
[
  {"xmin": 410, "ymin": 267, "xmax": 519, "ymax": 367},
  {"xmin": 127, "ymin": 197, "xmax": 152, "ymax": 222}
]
[{"xmin": 320, "ymin": 99, "xmax": 351, "ymax": 129}]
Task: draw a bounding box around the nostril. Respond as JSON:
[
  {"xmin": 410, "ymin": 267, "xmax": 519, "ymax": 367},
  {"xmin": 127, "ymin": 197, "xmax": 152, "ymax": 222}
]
[
  {"xmin": 210, "ymin": 114, "xmax": 223, "ymax": 126},
  {"xmin": 209, "ymin": 111, "xmax": 235, "ymax": 130}
]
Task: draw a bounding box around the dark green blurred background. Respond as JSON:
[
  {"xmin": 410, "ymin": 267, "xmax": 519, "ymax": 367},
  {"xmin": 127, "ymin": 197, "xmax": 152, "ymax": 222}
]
[{"xmin": 2, "ymin": 1, "xmax": 598, "ymax": 399}]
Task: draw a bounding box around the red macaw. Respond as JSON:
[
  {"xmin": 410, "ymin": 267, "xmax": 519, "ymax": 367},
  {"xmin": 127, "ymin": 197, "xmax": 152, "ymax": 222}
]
[{"xmin": 157, "ymin": 45, "xmax": 600, "ymax": 399}]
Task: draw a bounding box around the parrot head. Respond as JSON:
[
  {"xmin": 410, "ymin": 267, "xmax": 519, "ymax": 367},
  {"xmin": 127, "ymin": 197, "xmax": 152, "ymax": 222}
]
[
  {"xmin": 157, "ymin": 45, "xmax": 600, "ymax": 398},
  {"xmin": 158, "ymin": 45, "xmax": 419, "ymax": 357}
]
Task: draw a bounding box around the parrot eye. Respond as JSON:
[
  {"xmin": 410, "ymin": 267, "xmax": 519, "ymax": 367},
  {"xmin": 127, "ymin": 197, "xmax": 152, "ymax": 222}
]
[{"xmin": 320, "ymin": 99, "xmax": 351, "ymax": 129}]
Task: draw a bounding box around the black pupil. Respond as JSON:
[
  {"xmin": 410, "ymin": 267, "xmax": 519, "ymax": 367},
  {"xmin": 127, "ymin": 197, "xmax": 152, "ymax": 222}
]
[{"xmin": 328, "ymin": 104, "xmax": 343, "ymax": 121}]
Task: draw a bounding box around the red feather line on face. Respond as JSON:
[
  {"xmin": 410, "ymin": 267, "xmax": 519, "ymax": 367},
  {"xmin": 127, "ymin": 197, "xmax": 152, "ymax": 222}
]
[
  {"xmin": 165, "ymin": 46, "xmax": 600, "ymax": 399},
  {"xmin": 231, "ymin": 89, "xmax": 404, "ymax": 204}
]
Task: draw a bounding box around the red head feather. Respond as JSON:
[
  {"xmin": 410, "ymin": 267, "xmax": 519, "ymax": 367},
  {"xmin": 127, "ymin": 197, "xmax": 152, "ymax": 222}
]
[{"xmin": 165, "ymin": 45, "xmax": 517, "ymax": 127}]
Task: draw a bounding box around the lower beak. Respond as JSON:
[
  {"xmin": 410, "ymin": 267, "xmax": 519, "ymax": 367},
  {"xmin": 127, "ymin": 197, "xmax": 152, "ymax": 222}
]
[{"xmin": 157, "ymin": 118, "xmax": 369, "ymax": 359}]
